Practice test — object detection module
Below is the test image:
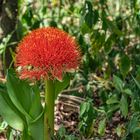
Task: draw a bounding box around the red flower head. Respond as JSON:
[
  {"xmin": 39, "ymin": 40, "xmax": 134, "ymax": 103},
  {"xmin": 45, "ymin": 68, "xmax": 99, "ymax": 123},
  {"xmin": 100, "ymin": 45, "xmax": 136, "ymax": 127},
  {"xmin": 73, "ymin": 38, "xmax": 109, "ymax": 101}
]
[{"xmin": 15, "ymin": 27, "xmax": 81, "ymax": 80}]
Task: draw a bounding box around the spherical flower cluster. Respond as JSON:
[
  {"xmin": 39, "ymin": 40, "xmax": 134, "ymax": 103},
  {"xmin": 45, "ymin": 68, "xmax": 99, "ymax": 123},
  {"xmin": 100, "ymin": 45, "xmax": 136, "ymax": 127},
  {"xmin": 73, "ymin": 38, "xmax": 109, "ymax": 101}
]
[{"xmin": 15, "ymin": 27, "xmax": 81, "ymax": 80}]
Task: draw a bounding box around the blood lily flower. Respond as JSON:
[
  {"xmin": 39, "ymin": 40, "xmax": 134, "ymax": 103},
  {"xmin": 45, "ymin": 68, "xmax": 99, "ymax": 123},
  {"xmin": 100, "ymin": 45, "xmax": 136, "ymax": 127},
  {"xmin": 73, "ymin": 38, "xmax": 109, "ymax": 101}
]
[
  {"xmin": 15, "ymin": 27, "xmax": 80, "ymax": 81},
  {"xmin": 15, "ymin": 27, "xmax": 81, "ymax": 140}
]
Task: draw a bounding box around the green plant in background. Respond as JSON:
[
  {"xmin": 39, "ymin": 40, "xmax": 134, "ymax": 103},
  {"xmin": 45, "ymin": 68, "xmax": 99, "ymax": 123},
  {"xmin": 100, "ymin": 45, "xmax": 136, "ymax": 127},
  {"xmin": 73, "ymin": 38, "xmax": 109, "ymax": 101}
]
[
  {"xmin": 124, "ymin": 112, "xmax": 140, "ymax": 140},
  {"xmin": 55, "ymin": 126, "xmax": 78, "ymax": 140},
  {"xmin": 78, "ymin": 99, "xmax": 96, "ymax": 138},
  {"xmin": 105, "ymin": 75, "xmax": 133, "ymax": 118},
  {"xmin": 78, "ymin": 0, "xmax": 140, "ymax": 137}
]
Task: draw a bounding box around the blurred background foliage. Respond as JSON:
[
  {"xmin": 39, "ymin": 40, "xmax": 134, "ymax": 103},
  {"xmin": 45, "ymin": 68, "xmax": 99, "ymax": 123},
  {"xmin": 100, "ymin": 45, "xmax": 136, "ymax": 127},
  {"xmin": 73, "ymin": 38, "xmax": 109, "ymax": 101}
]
[{"xmin": 0, "ymin": 0, "xmax": 140, "ymax": 139}]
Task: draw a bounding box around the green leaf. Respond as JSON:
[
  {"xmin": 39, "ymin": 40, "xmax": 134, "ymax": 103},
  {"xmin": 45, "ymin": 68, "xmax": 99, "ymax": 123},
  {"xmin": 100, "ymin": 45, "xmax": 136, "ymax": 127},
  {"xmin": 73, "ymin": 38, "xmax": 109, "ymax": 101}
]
[
  {"xmin": 119, "ymin": 55, "xmax": 131, "ymax": 77},
  {"xmin": 80, "ymin": 102, "xmax": 88, "ymax": 117},
  {"xmin": 0, "ymin": 34, "xmax": 12, "ymax": 54},
  {"xmin": 79, "ymin": 99, "xmax": 95, "ymax": 119},
  {"xmin": 49, "ymin": 20, "xmax": 57, "ymax": 27},
  {"xmin": 106, "ymin": 19, "xmax": 123, "ymax": 36},
  {"xmin": 128, "ymin": 114, "xmax": 139, "ymax": 133},
  {"xmin": 136, "ymin": 67, "xmax": 140, "ymax": 84},
  {"xmin": 120, "ymin": 95, "xmax": 128, "ymax": 117},
  {"xmin": 65, "ymin": 135, "xmax": 77, "ymax": 140},
  {"xmin": 116, "ymin": 124, "xmax": 123, "ymax": 137},
  {"xmin": 133, "ymin": 76, "xmax": 140, "ymax": 90},
  {"xmin": 6, "ymin": 69, "xmax": 44, "ymax": 139},
  {"xmin": 133, "ymin": 127, "xmax": 140, "ymax": 139},
  {"xmin": 29, "ymin": 85, "xmax": 43, "ymax": 119},
  {"xmin": 54, "ymin": 74, "xmax": 70, "ymax": 99},
  {"xmin": 85, "ymin": 12, "xmax": 94, "ymax": 28},
  {"xmin": 83, "ymin": 1, "xmax": 98, "ymax": 28},
  {"xmin": 123, "ymin": 89, "xmax": 132, "ymax": 96},
  {"xmin": 6, "ymin": 69, "xmax": 43, "ymax": 121},
  {"xmin": 107, "ymin": 104, "xmax": 120, "ymax": 114},
  {"xmin": 106, "ymin": 95, "xmax": 119, "ymax": 104},
  {"xmin": 22, "ymin": 6, "xmax": 33, "ymax": 26},
  {"xmin": 0, "ymin": 83, "xmax": 24, "ymax": 131},
  {"xmin": 6, "ymin": 69, "xmax": 32, "ymax": 119},
  {"xmin": 57, "ymin": 125, "xmax": 66, "ymax": 138},
  {"xmin": 98, "ymin": 118, "xmax": 106, "ymax": 136},
  {"xmin": 113, "ymin": 75, "xmax": 123, "ymax": 92},
  {"xmin": 85, "ymin": 10, "xmax": 98, "ymax": 28},
  {"xmin": 80, "ymin": 22, "xmax": 91, "ymax": 34},
  {"xmin": 101, "ymin": 11, "xmax": 123, "ymax": 35},
  {"xmin": 29, "ymin": 115, "xmax": 44, "ymax": 140},
  {"xmin": 104, "ymin": 34, "xmax": 115, "ymax": 54},
  {"xmin": 22, "ymin": 128, "xmax": 32, "ymax": 140}
]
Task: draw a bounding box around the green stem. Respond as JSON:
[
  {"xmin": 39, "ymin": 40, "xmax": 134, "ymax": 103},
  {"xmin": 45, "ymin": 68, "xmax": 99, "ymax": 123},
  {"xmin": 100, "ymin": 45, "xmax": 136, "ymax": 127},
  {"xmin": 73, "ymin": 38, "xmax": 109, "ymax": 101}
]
[{"xmin": 44, "ymin": 80, "xmax": 55, "ymax": 140}]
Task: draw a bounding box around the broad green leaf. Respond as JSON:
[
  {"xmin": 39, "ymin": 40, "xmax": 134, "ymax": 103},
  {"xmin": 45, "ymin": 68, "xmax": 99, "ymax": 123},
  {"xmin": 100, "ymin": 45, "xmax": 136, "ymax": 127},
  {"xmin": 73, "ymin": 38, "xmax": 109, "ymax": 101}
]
[
  {"xmin": 7, "ymin": 69, "xmax": 43, "ymax": 121},
  {"xmin": 29, "ymin": 85, "xmax": 43, "ymax": 119},
  {"xmin": 101, "ymin": 11, "xmax": 108, "ymax": 31},
  {"xmin": 123, "ymin": 89, "xmax": 132, "ymax": 96},
  {"xmin": 113, "ymin": 75, "xmax": 123, "ymax": 92},
  {"xmin": 0, "ymin": 84, "xmax": 24, "ymax": 131},
  {"xmin": 106, "ymin": 95, "xmax": 119, "ymax": 104},
  {"xmin": 85, "ymin": 12, "xmax": 94, "ymax": 28},
  {"xmin": 98, "ymin": 118, "xmax": 106, "ymax": 136},
  {"xmin": 119, "ymin": 55, "xmax": 131, "ymax": 77},
  {"xmin": 80, "ymin": 99, "xmax": 95, "ymax": 119},
  {"xmin": 54, "ymin": 74, "xmax": 70, "ymax": 99},
  {"xmin": 84, "ymin": 1, "xmax": 98, "ymax": 25},
  {"xmin": 120, "ymin": 95, "xmax": 128, "ymax": 117},
  {"xmin": 107, "ymin": 104, "xmax": 120, "ymax": 114},
  {"xmin": 85, "ymin": 10, "xmax": 98, "ymax": 28},
  {"xmin": 5, "ymin": 69, "xmax": 44, "ymax": 139},
  {"xmin": 6, "ymin": 69, "xmax": 32, "ymax": 119},
  {"xmin": 80, "ymin": 22, "xmax": 91, "ymax": 34},
  {"xmin": 80, "ymin": 102, "xmax": 88, "ymax": 117},
  {"xmin": 29, "ymin": 115, "xmax": 44, "ymax": 140}
]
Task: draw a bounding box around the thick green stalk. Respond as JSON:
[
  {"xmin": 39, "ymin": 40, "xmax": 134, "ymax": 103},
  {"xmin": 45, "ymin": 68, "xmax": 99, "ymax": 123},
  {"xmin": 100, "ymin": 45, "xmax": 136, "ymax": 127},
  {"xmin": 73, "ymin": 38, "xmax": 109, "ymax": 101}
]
[{"xmin": 44, "ymin": 80, "xmax": 55, "ymax": 140}]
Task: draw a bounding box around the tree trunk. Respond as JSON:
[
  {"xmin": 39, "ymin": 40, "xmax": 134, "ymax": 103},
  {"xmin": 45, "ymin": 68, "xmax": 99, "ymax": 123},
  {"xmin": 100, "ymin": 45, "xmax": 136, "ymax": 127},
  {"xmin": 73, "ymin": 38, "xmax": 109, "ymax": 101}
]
[{"xmin": 0, "ymin": 0, "xmax": 18, "ymax": 76}]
